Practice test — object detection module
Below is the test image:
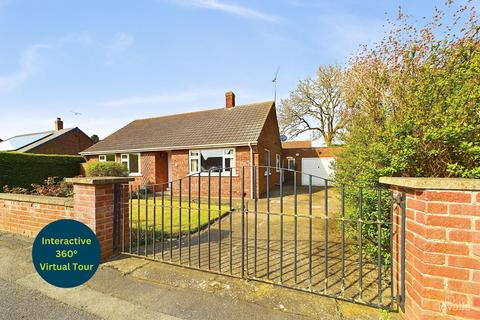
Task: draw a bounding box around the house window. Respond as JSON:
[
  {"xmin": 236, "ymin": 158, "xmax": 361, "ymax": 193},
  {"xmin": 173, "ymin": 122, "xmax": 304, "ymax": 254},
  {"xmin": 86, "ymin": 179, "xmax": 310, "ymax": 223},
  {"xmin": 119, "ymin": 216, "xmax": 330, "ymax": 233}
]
[
  {"xmin": 287, "ymin": 158, "xmax": 295, "ymax": 170},
  {"xmin": 190, "ymin": 151, "xmax": 200, "ymax": 173},
  {"xmin": 189, "ymin": 148, "xmax": 235, "ymax": 175},
  {"xmin": 99, "ymin": 154, "xmax": 115, "ymax": 162},
  {"xmin": 265, "ymin": 149, "xmax": 271, "ymax": 175},
  {"xmin": 121, "ymin": 153, "xmax": 141, "ymax": 175},
  {"xmin": 275, "ymin": 154, "xmax": 282, "ymax": 172},
  {"xmin": 223, "ymin": 148, "xmax": 235, "ymax": 171}
]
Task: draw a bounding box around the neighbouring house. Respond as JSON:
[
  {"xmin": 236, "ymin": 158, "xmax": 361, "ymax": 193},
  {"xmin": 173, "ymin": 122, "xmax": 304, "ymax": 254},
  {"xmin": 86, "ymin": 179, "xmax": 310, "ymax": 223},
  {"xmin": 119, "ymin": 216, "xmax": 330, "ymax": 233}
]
[
  {"xmin": 80, "ymin": 91, "xmax": 340, "ymax": 197},
  {"xmin": 0, "ymin": 118, "xmax": 93, "ymax": 155}
]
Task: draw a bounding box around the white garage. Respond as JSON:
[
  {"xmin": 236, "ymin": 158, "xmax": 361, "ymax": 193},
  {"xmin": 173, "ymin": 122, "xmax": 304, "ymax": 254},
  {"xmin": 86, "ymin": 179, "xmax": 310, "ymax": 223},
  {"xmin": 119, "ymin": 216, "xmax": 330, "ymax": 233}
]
[{"xmin": 301, "ymin": 157, "xmax": 335, "ymax": 186}]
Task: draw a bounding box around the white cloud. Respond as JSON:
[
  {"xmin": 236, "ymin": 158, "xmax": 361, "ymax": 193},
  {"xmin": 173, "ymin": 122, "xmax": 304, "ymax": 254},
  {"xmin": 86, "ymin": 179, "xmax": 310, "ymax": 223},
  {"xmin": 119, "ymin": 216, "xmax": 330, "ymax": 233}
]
[
  {"xmin": 97, "ymin": 89, "xmax": 220, "ymax": 107},
  {"xmin": 167, "ymin": 0, "xmax": 280, "ymax": 22},
  {"xmin": 61, "ymin": 32, "xmax": 93, "ymax": 46},
  {"xmin": 0, "ymin": 31, "xmax": 136, "ymax": 92},
  {"xmin": 0, "ymin": 44, "xmax": 50, "ymax": 91},
  {"xmin": 104, "ymin": 32, "xmax": 135, "ymax": 65}
]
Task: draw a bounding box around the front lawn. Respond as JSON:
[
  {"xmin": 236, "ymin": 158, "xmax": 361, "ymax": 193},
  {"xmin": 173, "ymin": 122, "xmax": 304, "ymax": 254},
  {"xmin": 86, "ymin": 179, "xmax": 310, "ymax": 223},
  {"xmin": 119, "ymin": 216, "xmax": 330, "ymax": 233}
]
[{"xmin": 130, "ymin": 198, "xmax": 229, "ymax": 238}]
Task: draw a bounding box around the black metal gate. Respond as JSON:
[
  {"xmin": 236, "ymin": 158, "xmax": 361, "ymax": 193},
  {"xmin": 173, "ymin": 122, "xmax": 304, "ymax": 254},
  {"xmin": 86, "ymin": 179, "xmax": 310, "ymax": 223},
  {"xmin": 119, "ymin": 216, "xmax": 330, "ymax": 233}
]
[{"xmin": 119, "ymin": 166, "xmax": 396, "ymax": 309}]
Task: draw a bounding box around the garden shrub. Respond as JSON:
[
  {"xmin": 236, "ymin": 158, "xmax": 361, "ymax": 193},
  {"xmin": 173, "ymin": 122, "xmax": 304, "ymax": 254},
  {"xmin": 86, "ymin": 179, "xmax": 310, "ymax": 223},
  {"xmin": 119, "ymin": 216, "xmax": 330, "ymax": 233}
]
[
  {"xmin": 30, "ymin": 176, "xmax": 73, "ymax": 197},
  {"xmin": 3, "ymin": 177, "xmax": 73, "ymax": 197},
  {"xmin": 334, "ymin": 2, "xmax": 480, "ymax": 266},
  {"xmin": 0, "ymin": 152, "xmax": 84, "ymax": 189},
  {"xmin": 85, "ymin": 161, "xmax": 128, "ymax": 177}
]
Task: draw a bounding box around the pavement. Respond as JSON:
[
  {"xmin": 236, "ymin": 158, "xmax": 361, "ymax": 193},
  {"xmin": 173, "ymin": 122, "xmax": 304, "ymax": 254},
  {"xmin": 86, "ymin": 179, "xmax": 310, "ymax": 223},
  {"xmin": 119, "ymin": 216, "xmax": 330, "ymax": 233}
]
[
  {"xmin": 0, "ymin": 279, "xmax": 99, "ymax": 320},
  {"xmin": 0, "ymin": 231, "xmax": 397, "ymax": 320}
]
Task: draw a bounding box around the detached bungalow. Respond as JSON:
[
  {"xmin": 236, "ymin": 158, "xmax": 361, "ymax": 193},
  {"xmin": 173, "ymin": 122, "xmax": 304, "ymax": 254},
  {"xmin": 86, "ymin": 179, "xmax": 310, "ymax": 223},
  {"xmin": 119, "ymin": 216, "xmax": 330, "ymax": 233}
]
[
  {"xmin": 80, "ymin": 92, "xmax": 283, "ymax": 197},
  {"xmin": 80, "ymin": 91, "xmax": 342, "ymax": 198}
]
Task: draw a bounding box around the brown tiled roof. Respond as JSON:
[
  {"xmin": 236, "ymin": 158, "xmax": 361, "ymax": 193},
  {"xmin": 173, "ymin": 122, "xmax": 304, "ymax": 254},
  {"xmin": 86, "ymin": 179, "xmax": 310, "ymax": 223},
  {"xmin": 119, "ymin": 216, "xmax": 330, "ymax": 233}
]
[
  {"xmin": 281, "ymin": 140, "xmax": 312, "ymax": 149},
  {"xmin": 81, "ymin": 101, "xmax": 274, "ymax": 154}
]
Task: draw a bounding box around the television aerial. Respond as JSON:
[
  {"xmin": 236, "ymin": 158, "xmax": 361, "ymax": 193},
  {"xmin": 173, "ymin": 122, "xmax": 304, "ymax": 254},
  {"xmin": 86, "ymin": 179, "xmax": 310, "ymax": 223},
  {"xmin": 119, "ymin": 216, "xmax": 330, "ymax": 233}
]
[{"xmin": 272, "ymin": 66, "xmax": 280, "ymax": 104}]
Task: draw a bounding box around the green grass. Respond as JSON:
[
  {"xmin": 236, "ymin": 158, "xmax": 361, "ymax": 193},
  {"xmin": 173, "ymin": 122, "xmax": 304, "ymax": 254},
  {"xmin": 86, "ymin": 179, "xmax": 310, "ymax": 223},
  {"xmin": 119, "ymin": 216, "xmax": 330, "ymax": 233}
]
[{"xmin": 131, "ymin": 198, "xmax": 226, "ymax": 238}]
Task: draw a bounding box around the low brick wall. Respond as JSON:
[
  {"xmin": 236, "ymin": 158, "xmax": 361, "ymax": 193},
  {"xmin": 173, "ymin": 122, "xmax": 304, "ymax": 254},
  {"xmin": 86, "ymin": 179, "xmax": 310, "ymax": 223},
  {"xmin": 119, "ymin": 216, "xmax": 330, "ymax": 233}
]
[
  {"xmin": 381, "ymin": 177, "xmax": 480, "ymax": 320},
  {"xmin": 0, "ymin": 177, "xmax": 133, "ymax": 261},
  {"xmin": 0, "ymin": 193, "xmax": 74, "ymax": 237}
]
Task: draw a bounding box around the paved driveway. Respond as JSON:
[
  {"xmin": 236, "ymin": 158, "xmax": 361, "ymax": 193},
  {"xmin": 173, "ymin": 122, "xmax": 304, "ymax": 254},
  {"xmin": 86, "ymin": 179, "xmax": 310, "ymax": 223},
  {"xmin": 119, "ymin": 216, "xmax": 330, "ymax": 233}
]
[{"xmin": 133, "ymin": 187, "xmax": 391, "ymax": 307}]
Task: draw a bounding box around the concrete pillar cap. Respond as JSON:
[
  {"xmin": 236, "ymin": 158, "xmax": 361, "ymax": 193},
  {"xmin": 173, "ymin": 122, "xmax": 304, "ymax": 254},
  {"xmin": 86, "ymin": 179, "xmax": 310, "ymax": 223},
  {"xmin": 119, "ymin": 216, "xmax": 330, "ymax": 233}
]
[
  {"xmin": 65, "ymin": 177, "xmax": 134, "ymax": 185},
  {"xmin": 379, "ymin": 177, "xmax": 480, "ymax": 191}
]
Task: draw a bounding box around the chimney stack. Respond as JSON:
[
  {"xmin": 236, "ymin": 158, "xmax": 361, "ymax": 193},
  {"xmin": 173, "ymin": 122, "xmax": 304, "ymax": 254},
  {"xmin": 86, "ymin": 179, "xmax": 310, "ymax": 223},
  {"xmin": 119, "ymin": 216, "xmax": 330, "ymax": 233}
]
[
  {"xmin": 55, "ymin": 117, "xmax": 63, "ymax": 131},
  {"xmin": 225, "ymin": 91, "xmax": 235, "ymax": 109}
]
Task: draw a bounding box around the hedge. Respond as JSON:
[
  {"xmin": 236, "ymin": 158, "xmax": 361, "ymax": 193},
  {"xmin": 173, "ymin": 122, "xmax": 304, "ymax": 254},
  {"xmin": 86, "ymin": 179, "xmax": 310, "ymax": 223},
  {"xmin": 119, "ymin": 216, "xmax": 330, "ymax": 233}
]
[{"xmin": 0, "ymin": 152, "xmax": 85, "ymax": 189}]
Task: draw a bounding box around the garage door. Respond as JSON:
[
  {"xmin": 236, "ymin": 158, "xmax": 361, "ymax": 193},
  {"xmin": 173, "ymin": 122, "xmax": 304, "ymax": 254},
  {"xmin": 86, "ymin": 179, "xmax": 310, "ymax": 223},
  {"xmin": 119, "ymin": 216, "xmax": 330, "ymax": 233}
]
[{"xmin": 301, "ymin": 157, "xmax": 335, "ymax": 186}]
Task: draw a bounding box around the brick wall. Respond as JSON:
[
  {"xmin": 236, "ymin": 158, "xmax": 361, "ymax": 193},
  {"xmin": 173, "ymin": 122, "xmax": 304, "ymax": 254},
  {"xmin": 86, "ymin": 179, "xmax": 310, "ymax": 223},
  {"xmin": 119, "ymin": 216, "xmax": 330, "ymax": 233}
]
[
  {"xmin": 134, "ymin": 152, "xmax": 156, "ymax": 186},
  {"xmin": 31, "ymin": 128, "xmax": 93, "ymax": 155},
  {"xmin": 382, "ymin": 178, "xmax": 480, "ymax": 320},
  {"xmin": 255, "ymin": 107, "xmax": 281, "ymax": 195},
  {"xmin": 0, "ymin": 177, "xmax": 132, "ymax": 261},
  {"xmin": 0, "ymin": 194, "xmax": 74, "ymax": 237}
]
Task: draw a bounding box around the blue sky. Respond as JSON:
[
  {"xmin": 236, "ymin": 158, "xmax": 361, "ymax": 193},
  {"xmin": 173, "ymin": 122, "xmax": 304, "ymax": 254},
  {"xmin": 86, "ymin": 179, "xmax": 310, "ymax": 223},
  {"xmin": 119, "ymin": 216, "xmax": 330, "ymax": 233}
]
[{"xmin": 0, "ymin": 0, "xmax": 462, "ymax": 139}]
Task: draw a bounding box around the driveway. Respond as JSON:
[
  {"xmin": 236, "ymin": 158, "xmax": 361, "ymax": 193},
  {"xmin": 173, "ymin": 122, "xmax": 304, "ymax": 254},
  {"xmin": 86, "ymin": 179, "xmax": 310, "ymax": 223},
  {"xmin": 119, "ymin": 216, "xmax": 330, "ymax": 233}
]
[{"xmin": 132, "ymin": 187, "xmax": 391, "ymax": 307}]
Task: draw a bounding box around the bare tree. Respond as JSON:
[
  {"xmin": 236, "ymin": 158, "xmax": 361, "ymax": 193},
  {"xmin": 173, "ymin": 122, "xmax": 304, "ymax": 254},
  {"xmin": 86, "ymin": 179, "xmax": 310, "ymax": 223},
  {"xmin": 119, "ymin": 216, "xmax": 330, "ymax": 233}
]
[{"xmin": 278, "ymin": 65, "xmax": 347, "ymax": 145}]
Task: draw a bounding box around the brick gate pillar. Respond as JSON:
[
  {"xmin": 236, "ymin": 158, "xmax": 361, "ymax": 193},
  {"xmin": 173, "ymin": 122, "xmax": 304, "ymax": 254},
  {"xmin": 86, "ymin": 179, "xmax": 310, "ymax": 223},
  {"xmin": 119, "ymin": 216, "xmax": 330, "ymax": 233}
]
[
  {"xmin": 66, "ymin": 177, "xmax": 133, "ymax": 261},
  {"xmin": 380, "ymin": 177, "xmax": 480, "ymax": 320}
]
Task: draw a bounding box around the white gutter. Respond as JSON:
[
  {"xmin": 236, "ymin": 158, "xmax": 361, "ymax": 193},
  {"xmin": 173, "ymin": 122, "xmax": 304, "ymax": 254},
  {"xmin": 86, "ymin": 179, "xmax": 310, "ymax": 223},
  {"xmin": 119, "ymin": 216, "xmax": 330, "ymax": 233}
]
[
  {"xmin": 80, "ymin": 141, "xmax": 258, "ymax": 156},
  {"xmin": 248, "ymin": 142, "xmax": 254, "ymax": 199}
]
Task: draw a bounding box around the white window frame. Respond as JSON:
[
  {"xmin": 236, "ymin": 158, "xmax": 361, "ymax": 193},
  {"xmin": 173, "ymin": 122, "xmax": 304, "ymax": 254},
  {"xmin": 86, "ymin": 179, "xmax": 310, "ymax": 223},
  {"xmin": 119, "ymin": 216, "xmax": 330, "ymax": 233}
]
[
  {"xmin": 275, "ymin": 154, "xmax": 281, "ymax": 172},
  {"xmin": 99, "ymin": 154, "xmax": 115, "ymax": 162},
  {"xmin": 189, "ymin": 150, "xmax": 200, "ymax": 174},
  {"xmin": 287, "ymin": 157, "xmax": 295, "ymax": 170},
  {"xmin": 189, "ymin": 148, "xmax": 236, "ymax": 176},
  {"xmin": 121, "ymin": 153, "xmax": 141, "ymax": 176},
  {"xmin": 223, "ymin": 148, "xmax": 235, "ymax": 174}
]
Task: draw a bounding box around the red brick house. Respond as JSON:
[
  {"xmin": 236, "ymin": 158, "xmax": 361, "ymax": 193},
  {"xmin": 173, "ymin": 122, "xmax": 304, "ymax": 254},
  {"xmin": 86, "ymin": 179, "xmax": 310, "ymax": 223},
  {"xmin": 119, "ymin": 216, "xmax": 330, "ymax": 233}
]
[
  {"xmin": 80, "ymin": 92, "xmax": 341, "ymax": 197},
  {"xmin": 81, "ymin": 92, "xmax": 282, "ymax": 197},
  {"xmin": 0, "ymin": 118, "xmax": 93, "ymax": 155}
]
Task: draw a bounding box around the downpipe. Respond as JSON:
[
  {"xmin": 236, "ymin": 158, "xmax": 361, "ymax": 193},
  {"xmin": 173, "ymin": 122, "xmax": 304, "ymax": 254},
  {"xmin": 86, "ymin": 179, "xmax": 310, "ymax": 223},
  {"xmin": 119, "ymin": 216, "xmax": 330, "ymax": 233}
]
[{"xmin": 248, "ymin": 143, "xmax": 254, "ymax": 199}]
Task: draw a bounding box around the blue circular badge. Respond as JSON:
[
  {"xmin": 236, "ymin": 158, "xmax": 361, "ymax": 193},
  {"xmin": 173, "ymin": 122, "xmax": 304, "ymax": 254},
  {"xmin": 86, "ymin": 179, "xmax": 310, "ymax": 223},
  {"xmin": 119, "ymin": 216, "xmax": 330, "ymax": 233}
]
[{"xmin": 32, "ymin": 219, "xmax": 100, "ymax": 288}]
